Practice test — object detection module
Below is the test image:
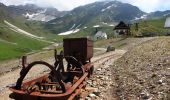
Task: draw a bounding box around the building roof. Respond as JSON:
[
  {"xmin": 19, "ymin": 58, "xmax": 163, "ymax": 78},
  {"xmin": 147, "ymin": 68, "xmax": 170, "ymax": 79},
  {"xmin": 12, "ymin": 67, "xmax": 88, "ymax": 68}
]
[
  {"xmin": 114, "ymin": 21, "xmax": 130, "ymax": 30},
  {"xmin": 164, "ymin": 17, "xmax": 170, "ymax": 28}
]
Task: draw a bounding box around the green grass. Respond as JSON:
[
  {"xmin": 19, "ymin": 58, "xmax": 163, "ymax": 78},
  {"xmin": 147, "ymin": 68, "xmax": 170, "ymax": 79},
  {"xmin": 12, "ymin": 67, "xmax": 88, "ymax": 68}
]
[
  {"xmin": 0, "ymin": 16, "xmax": 168, "ymax": 61},
  {"xmin": 65, "ymin": 25, "xmax": 114, "ymax": 39},
  {"xmin": 131, "ymin": 18, "xmax": 168, "ymax": 36},
  {"xmin": 0, "ymin": 17, "xmax": 67, "ymax": 61},
  {"xmin": 5, "ymin": 18, "xmax": 64, "ymax": 42},
  {"xmin": 0, "ymin": 23, "xmax": 50, "ymax": 60},
  {"xmin": 0, "ymin": 42, "xmax": 22, "ymax": 60},
  {"xmin": 65, "ymin": 18, "xmax": 168, "ymax": 39}
]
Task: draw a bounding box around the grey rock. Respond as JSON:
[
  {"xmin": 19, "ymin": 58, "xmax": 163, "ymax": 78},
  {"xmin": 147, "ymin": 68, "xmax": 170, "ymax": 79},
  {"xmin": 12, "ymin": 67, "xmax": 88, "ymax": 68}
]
[{"xmin": 89, "ymin": 93, "xmax": 96, "ymax": 97}]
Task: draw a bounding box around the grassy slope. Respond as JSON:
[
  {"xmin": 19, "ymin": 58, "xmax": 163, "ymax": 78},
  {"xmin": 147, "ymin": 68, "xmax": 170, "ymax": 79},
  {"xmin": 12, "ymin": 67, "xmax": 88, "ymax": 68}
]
[
  {"xmin": 94, "ymin": 37, "xmax": 155, "ymax": 50},
  {"xmin": 0, "ymin": 22, "xmax": 50, "ymax": 60},
  {"xmin": 0, "ymin": 13, "xmax": 68, "ymax": 61},
  {"xmin": 65, "ymin": 25, "xmax": 114, "ymax": 39},
  {"xmin": 0, "ymin": 6, "xmax": 62, "ymax": 61},
  {"xmin": 0, "ymin": 15, "xmax": 167, "ymax": 61},
  {"xmin": 64, "ymin": 18, "xmax": 167, "ymax": 38},
  {"xmin": 7, "ymin": 17, "xmax": 64, "ymax": 42},
  {"xmin": 131, "ymin": 18, "xmax": 168, "ymax": 36}
]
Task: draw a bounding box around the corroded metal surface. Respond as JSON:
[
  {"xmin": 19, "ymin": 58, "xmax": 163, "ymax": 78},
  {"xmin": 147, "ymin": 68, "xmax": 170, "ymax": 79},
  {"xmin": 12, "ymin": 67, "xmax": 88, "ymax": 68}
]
[{"xmin": 9, "ymin": 38, "xmax": 94, "ymax": 100}]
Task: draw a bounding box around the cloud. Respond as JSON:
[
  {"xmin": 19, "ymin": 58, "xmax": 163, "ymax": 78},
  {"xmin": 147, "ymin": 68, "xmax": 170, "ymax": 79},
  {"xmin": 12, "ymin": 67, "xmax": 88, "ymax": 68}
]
[
  {"xmin": 119, "ymin": 0, "xmax": 170, "ymax": 12},
  {"xmin": 0, "ymin": 0, "xmax": 170, "ymax": 12},
  {"xmin": 35, "ymin": 0, "xmax": 102, "ymax": 11},
  {"xmin": 0, "ymin": 0, "xmax": 34, "ymax": 5},
  {"xmin": 0, "ymin": 0, "xmax": 100, "ymax": 11}
]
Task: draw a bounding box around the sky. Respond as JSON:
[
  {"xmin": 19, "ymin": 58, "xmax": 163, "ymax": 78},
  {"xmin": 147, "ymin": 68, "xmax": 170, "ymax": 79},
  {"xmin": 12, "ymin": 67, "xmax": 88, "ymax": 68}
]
[{"xmin": 0, "ymin": 0, "xmax": 170, "ymax": 13}]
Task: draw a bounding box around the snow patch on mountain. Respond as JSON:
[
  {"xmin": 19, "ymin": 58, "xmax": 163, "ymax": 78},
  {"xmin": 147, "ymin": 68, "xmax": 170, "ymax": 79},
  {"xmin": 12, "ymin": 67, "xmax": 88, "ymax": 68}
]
[
  {"xmin": 68, "ymin": 24, "xmax": 81, "ymax": 31},
  {"xmin": 101, "ymin": 22, "xmax": 115, "ymax": 26},
  {"xmin": 133, "ymin": 14, "xmax": 147, "ymax": 21},
  {"xmin": 140, "ymin": 14, "xmax": 147, "ymax": 19},
  {"xmin": 23, "ymin": 9, "xmax": 45, "ymax": 18},
  {"xmin": 58, "ymin": 29, "xmax": 80, "ymax": 35},
  {"xmin": 101, "ymin": 4, "xmax": 117, "ymax": 12},
  {"xmin": 24, "ymin": 13, "xmax": 38, "ymax": 19},
  {"xmin": 93, "ymin": 25, "xmax": 100, "ymax": 28},
  {"xmin": 102, "ymin": 22, "xmax": 108, "ymax": 25},
  {"xmin": 75, "ymin": 24, "xmax": 81, "ymax": 29},
  {"xmin": 109, "ymin": 24, "xmax": 115, "ymax": 26},
  {"xmin": 23, "ymin": 9, "xmax": 56, "ymax": 22},
  {"xmin": 163, "ymin": 13, "xmax": 170, "ymax": 17},
  {"xmin": 69, "ymin": 24, "xmax": 76, "ymax": 30}
]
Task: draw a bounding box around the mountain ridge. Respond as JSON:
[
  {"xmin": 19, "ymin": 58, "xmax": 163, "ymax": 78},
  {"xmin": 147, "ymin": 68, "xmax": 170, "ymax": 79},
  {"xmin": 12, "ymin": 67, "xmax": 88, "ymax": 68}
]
[
  {"xmin": 0, "ymin": 1, "xmax": 169, "ymax": 34},
  {"xmin": 0, "ymin": 3, "xmax": 67, "ymax": 22},
  {"xmin": 45, "ymin": 1, "xmax": 146, "ymax": 33}
]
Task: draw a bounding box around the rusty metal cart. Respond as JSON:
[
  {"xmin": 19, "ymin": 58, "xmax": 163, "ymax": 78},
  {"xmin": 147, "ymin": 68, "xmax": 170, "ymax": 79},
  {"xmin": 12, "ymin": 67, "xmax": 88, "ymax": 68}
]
[{"xmin": 9, "ymin": 38, "xmax": 94, "ymax": 100}]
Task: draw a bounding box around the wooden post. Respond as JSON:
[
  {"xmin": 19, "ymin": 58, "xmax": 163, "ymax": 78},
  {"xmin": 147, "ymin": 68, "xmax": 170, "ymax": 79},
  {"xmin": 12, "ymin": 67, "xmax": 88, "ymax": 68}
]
[{"xmin": 22, "ymin": 56, "xmax": 27, "ymax": 68}]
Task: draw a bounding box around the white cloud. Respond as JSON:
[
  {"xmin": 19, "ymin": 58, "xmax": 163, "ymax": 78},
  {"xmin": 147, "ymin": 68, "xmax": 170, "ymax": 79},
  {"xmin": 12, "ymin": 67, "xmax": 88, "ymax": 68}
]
[
  {"xmin": 119, "ymin": 0, "xmax": 170, "ymax": 12},
  {"xmin": 0, "ymin": 0, "xmax": 170, "ymax": 12},
  {"xmin": 0, "ymin": 0, "xmax": 100, "ymax": 11},
  {"xmin": 40, "ymin": 0, "xmax": 100, "ymax": 11},
  {"xmin": 0, "ymin": 0, "xmax": 34, "ymax": 5}
]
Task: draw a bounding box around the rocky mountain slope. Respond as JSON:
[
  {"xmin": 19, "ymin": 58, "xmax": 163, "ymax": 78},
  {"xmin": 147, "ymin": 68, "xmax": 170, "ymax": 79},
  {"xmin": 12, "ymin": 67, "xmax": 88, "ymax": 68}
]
[
  {"xmin": 45, "ymin": 1, "xmax": 170, "ymax": 34},
  {"xmin": 147, "ymin": 10, "xmax": 170, "ymax": 19},
  {"xmin": 9, "ymin": 4, "xmax": 67, "ymax": 22},
  {"xmin": 112, "ymin": 37, "xmax": 170, "ymax": 100},
  {"xmin": 45, "ymin": 1, "xmax": 145, "ymax": 33},
  {"xmin": 0, "ymin": 3, "xmax": 12, "ymax": 21},
  {"xmin": 0, "ymin": 3, "xmax": 67, "ymax": 22},
  {"xmin": 0, "ymin": 3, "xmax": 64, "ymax": 60},
  {"xmin": 1, "ymin": 1, "xmax": 169, "ymax": 34}
]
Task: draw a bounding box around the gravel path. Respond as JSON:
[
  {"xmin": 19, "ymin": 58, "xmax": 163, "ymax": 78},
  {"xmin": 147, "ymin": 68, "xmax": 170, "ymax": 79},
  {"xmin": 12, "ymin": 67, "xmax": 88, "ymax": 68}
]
[{"xmin": 85, "ymin": 50, "xmax": 126, "ymax": 100}]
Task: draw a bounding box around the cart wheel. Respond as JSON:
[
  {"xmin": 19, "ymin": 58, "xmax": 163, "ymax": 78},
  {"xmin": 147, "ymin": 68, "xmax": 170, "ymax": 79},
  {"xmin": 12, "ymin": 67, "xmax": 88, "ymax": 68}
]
[
  {"xmin": 87, "ymin": 65, "xmax": 94, "ymax": 78},
  {"xmin": 74, "ymin": 94, "xmax": 81, "ymax": 100},
  {"xmin": 90, "ymin": 65, "xmax": 94, "ymax": 75}
]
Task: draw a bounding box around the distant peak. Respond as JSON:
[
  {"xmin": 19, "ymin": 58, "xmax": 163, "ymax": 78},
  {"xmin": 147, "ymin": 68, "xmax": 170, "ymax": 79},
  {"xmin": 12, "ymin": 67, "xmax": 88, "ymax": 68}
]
[
  {"xmin": 100, "ymin": 0, "xmax": 122, "ymax": 3},
  {"xmin": 23, "ymin": 3, "xmax": 39, "ymax": 7},
  {"xmin": 0, "ymin": 2, "xmax": 6, "ymax": 6}
]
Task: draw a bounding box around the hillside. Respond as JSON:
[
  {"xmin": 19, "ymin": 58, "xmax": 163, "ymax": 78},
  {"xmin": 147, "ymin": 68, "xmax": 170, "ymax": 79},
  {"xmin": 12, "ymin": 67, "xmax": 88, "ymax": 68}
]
[
  {"xmin": 131, "ymin": 18, "xmax": 168, "ymax": 36},
  {"xmin": 0, "ymin": 1, "xmax": 170, "ymax": 99},
  {"xmin": 112, "ymin": 37, "xmax": 170, "ymax": 99},
  {"xmin": 0, "ymin": 3, "xmax": 11, "ymax": 22},
  {"xmin": 0, "ymin": 3, "xmax": 66, "ymax": 60},
  {"xmin": 45, "ymin": 1, "xmax": 145, "ymax": 34},
  {"xmin": 0, "ymin": 17, "xmax": 66, "ymax": 60},
  {"xmin": 0, "ymin": 2, "xmax": 68, "ymax": 39},
  {"xmin": 0, "ymin": 21, "xmax": 50, "ymax": 60},
  {"xmin": 1, "ymin": 1, "xmax": 169, "ymax": 37},
  {"xmin": 7, "ymin": 4, "xmax": 67, "ymax": 22},
  {"xmin": 6, "ymin": 18, "xmax": 63, "ymax": 41},
  {"xmin": 147, "ymin": 10, "xmax": 170, "ymax": 19},
  {"xmin": 60, "ymin": 18, "xmax": 168, "ymax": 38},
  {"xmin": 0, "ymin": 0, "xmax": 169, "ymax": 61}
]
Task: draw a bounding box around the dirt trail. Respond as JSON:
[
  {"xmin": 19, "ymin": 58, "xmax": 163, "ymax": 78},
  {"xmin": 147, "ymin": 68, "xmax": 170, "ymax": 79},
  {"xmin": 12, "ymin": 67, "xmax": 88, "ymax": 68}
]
[
  {"xmin": 0, "ymin": 49, "xmax": 126, "ymax": 100},
  {"xmin": 4, "ymin": 20, "xmax": 54, "ymax": 43},
  {"xmin": 85, "ymin": 50, "xmax": 126, "ymax": 100},
  {"xmin": 4, "ymin": 20, "xmax": 43, "ymax": 39}
]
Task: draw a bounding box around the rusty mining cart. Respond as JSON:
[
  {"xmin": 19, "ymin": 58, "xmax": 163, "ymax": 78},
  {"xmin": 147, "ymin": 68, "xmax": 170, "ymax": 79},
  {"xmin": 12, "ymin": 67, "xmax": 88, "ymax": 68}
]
[{"xmin": 9, "ymin": 38, "xmax": 94, "ymax": 100}]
